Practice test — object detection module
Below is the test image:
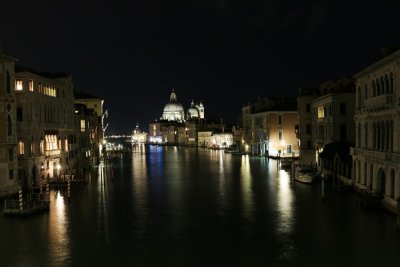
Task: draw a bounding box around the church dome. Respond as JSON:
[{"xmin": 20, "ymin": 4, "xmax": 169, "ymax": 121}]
[
  {"xmin": 161, "ymin": 89, "xmax": 185, "ymax": 122},
  {"xmin": 187, "ymin": 100, "xmax": 199, "ymax": 118},
  {"xmin": 163, "ymin": 102, "xmax": 184, "ymax": 113}
]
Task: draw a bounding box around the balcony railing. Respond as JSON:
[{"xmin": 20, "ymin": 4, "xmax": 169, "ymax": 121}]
[
  {"xmin": 44, "ymin": 149, "xmax": 61, "ymax": 157},
  {"xmin": 364, "ymin": 94, "xmax": 394, "ymax": 110},
  {"xmin": 354, "ymin": 148, "xmax": 393, "ymax": 161}
]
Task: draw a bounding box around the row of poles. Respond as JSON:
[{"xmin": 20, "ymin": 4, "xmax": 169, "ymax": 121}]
[{"xmin": 18, "ymin": 178, "xmax": 73, "ymax": 211}]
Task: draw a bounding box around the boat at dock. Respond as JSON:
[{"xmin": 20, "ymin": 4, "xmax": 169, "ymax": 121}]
[{"xmin": 295, "ymin": 165, "xmax": 315, "ymax": 183}]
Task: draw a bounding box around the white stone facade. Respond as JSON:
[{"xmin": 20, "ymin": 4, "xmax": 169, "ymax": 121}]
[{"xmin": 352, "ymin": 50, "xmax": 400, "ymax": 213}]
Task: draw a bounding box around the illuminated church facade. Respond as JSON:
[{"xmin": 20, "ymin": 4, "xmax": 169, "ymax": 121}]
[{"xmin": 160, "ymin": 89, "xmax": 205, "ymax": 122}]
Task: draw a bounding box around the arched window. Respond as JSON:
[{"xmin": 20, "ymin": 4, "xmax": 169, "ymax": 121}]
[
  {"xmin": 389, "ymin": 169, "xmax": 395, "ymax": 198},
  {"xmin": 357, "ymin": 87, "xmax": 361, "ymax": 108},
  {"xmin": 364, "ymin": 162, "xmax": 367, "ymax": 185},
  {"xmin": 369, "ymin": 164, "xmax": 374, "ymax": 188},
  {"xmin": 385, "ymin": 74, "xmax": 389, "ymax": 94},
  {"xmin": 364, "ymin": 84, "xmax": 368, "ymax": 99},
  {"xmin": 357, "ymin": 124, "xmax": 361, "ymax": 147},
  {"xmin": 372, "ymin": 122, "xmax": 376, "ymax": 149},
  {"xmin": 390, "ymin": 72, "xmax": 393, "ymax": 93},
  {"xmin": 380, "ymin": 77, "xmax": 384, "ymax": 94},
  {"xmin": 376, "ymin": 79, "xmax": 380, "ymax": 95},
  {"xmin": 7, "ymin": 115, "xmax": 12, "ymax": 136},
  {"xmin": 372, "ymin": 81, "xmax": 376, "ymax": 97},
  {"xmin": 6, "ymin": 71, "xmax": 11, "ymax": 94},
  {"xmin": 365, "ymin": 123, "xmax": 368, "ymax": 148}
]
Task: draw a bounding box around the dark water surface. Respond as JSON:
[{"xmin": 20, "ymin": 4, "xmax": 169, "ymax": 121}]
[{"xmin": 1, "ymin": 145, "xmax": 399, "ymax": 266}]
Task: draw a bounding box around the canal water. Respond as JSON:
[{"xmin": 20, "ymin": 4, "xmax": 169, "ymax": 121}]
[{"xmin": 1, "ymin": 145, "xmax": 399, "ymax": 266}]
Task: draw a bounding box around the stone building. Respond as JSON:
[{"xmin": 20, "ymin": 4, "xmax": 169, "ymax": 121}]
[
  {"xmin": 311, "ymin": 79, "xmax": 355, "ymax": 177},
  {"xmin": 0, "ymin": 51, "xmax": 18, "ymax": 197},
  {"xmin": 352, "ymin": 48, "xmax": 400, "ymax": 212},
  {"xmin": 242, "ymin": 97, "xmax": 299, "ymax": 156},
  {"xmin": 15, "ymin": 66, "xmax": 75, "ymax": 185}
]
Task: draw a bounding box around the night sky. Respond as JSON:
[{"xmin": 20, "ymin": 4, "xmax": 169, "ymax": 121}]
[{"xmin": 1, "ymin": 0, "xmax": 400, "ymax": 134}]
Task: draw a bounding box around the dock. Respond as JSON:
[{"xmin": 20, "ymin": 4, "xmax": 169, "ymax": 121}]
[{"xmin": 3, "ymin": 193, "xmax": 49, "ymax": 217}]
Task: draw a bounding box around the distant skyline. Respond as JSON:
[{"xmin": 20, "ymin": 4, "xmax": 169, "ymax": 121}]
[{"xmin": 1, "ymin": 0, "xmax": 400, "ymax": 133}]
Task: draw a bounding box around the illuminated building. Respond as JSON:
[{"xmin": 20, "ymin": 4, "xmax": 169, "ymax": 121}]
[
  {"xmin": 242, "ymin": 97, "xmax": 299, "ymax": 157},
  {"xmin": 211, "ymin": 132, "xmax": 233, "ymax": 148},
  {"xmin": 197, "ymin": 131, "xmax": 212, "ymax": 147},
  {"xmin": 0, "ymin": 51, "xmax": 19, "ymax": 197},
  {"xmin": 352, "ymin": 48, "xmax": 400, "ymax": 213},
  {"xmin": 132, "ymin": 124, "xmax": 147, "ymax": 144},
  {"xmin": 149, "ymin": 89, "xmax": 207, "ymax": 145},
  {"xmin": 161, "ymin": 89, "xmax": 185, "ymax": 122},
  {"xmin": 15, "ymin": 66, "xmax": 75, "ymax": 185}
]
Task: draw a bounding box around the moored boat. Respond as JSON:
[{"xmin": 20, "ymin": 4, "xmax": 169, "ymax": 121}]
[{"xmin": 295, "ymin": 165, "xmax": 315, "ymax": 183}]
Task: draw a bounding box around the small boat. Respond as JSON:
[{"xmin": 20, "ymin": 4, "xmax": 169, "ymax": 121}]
[{"xmin": 295, "ymin": 165, "xmax": 315, "ymax": 183}]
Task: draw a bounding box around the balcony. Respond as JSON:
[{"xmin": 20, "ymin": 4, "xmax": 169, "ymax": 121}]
[
  {"xmin": 364, "ymin": 94, "xmax": 394, "ymax": 111},
  {"xmin": 44, "ymin": 149, "xmax": 61, "ymax": 158},
  {"xmin": 354, "ymin": 148, "xmax": 393, "ymax": 162}
]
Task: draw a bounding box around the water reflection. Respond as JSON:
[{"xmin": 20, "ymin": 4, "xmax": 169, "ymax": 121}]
[
  {"xmin": 276, "ymin": 169, "xmax": 296, "ymax": 262},
  {"xmin": 277, "ymin": 170, "xmax": 294, "ymax": 234},
  {"xmin": 48, "ymin": 190, "xmax": 70, "ymax": 264},
  {"xmin": 132, "ymin": 144, "xmax": 149, "ymax": 236},
  {"xmin": 240, "ymin": 155, "xmax": 253, "ymax": 221},
  {"xmin": 97, "ymin": 162, "xmax": 110, "ymax": 243},
  {"xmin": 217, "ymin": 151, "xmax": 228, "ymax": 216}
]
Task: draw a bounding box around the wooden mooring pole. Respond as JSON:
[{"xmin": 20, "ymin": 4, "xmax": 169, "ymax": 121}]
[{"xmin": 19, "ymin": 187, "xmax": 23, "ymax": 211}]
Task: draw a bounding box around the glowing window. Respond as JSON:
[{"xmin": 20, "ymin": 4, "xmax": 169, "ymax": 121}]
[
  {"xmin": 18, "ymin": 141, "xmax": 25, "ymax": 155},
  {"xmin": 29, "ymin": 80, "xmax": 34, "ymax": 91},
  {"xmin": 16, "ymin": 79, "xmax": 23, "ymax": 91},
  {"xmin": 317, "ymin": 106, "xmax": 324, "ymax": 118},
  {"xmin": 81, "ymin": 120, "xmax": 86, "ymax": 132},
  {"xmin": 40, "ymin": 140, "xmax": 44, "ymax": 154}
]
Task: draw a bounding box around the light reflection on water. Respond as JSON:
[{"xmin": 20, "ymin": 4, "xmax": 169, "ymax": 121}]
[
  {"xmin": 277, "ymin": 169, "xmax": 294, "ymax": 234},
  {"xmin": 48, "ymin": 190, "xmax": 70, "ymax": 264},
  {"xmin": 240, "ymin": 155, "xmax": 253, "ymax": 222},
  {"xmin": 132, "ymin": 144, "xmax": 149, "ymax": 237}
]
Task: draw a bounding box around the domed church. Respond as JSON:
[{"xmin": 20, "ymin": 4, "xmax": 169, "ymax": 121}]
[
  {"xmin": 161, "ymin": 89, "xmax": 185, "ymax": 122},
  {"xmin": 161, "ymin": 89, "xmax": 205, "ymax": 122}
]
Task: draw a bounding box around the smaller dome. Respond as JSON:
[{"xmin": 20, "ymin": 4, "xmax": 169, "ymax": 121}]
[{"xmin": 188, "ymin": 107, "xmax": 199, "ymax": 118}]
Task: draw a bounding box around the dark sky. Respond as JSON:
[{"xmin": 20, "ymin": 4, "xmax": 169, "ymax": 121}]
[{"xmin": 1, "ymin": 0, "xmax": 400, "ymax": 134}]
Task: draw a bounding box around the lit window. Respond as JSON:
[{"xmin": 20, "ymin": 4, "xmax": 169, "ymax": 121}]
[
  {"xmin": 18, "ymin": 141, "xmax": 25, "ymax": 155},
  {"xmin": 29, "ymin": 80, "xmax": 34, "ymax": 91},
  {"xmin": 16, "ymin": 79, "xmax": 23, "ymax": 91},
  {"xmin": 58, "ymin": 140, "xmax": 62, "ymax": 150},
  {"xmin": 40, "ymin": 140, "xmax": 44, "ymax": 154},
  {"xmin": 81, "ymin": 120, "xmax": 86, "ymax": 132},
  {"xmin": 317, "ymin": 106, "xmax": 325, "ymax": 118},
  {"xmin": 65, "ymin": 139, "xmax": 69, "ymax": 152}
]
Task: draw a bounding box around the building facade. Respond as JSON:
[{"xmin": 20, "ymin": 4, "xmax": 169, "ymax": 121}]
[
  {"xmin": 15, "ymin": 67, "xmax": 75, "ymax": 186},
  {"xmin": 242, "ymin": 97, "xmax": 299, "ymax": 156},
  {"xmin": 0, "ymin": 52, "xmax": 19, "ymax": 197},
  {"xmin": 352, "ymin": 49, "xmax": 400, "ymax": 212},
  {"xmin": 311, "ymin": 80, "xmax": 355, "ymax": 175}
]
